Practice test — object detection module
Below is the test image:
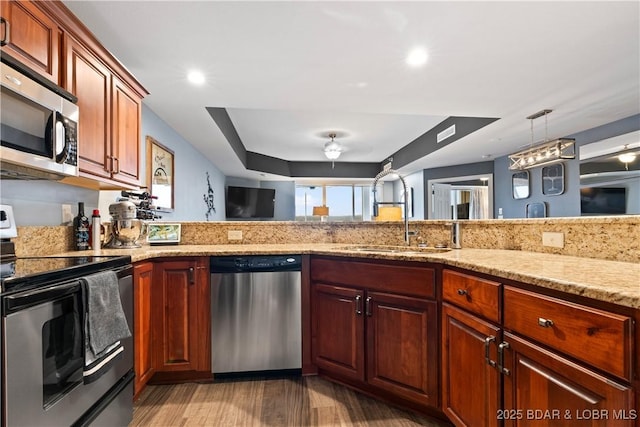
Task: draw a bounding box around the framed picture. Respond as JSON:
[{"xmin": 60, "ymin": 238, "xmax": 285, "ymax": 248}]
[
  {"xmin": 542, "ymin": 163, "xmax": 565, "ymax": 196},
  {"xmin": 512, "ymin": 171, "xmax": 530, "ymax": 199},
  {"xmin": 146, "ymin": 223, "xmax": 181, "ymax": 245},
  {"xmin": 147, "ymin": 136, "xmax": 175, "ymax": 212}
]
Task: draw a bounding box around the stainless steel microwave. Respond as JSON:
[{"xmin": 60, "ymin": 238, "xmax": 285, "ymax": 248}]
[{"xmin": 0, "ymin": 61, "xmax": 79, "ymax": 180}]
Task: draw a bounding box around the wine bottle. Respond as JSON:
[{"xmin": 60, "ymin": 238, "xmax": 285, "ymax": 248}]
[{"xmin": 73, "ymin": 202, "xmax": 90, "ymax": 251}]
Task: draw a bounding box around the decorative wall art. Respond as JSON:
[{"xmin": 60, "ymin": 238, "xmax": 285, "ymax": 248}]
[
  {"xmin": 203, "ymin": 172, "xmax": 216, "ymax": 220},
  {"xmin": 542, "ymin": 163, "xmax": 565, "ymax": 196},
  {"xmin": 146, "ymin": 136, "xmax": 174, "ymax": 212},
  {"xmin": 146, "ymin": 223, "xmax": 181, "ymax": 245}
]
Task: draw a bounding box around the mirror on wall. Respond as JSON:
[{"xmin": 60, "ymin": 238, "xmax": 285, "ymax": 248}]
[
  {"xmin": 579, "ymin": 131, "xmax": 640, "ymax": 215},
  {"xmin": 512, "ymin": 171, "xmax": 530, "ymax": 199},
  {"xmin": 427, "ymin": 174, "xmax": 493, "ymax": 220}
]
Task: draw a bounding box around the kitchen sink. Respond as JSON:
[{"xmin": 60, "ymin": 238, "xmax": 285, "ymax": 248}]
[{"xmin": 347, "ymin": 245, "xmax": 451, "ymax": 254}]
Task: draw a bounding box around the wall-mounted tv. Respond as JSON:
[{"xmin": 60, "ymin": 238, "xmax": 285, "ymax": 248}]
[
  {"xmin": 225, "ymin": 186, "xmax": 276, "ymax": 219},
  {"xmin": 580, "ymin": 187, "xmax": 626, "ymax": 215}
]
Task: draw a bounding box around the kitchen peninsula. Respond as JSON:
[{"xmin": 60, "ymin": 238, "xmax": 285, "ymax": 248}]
[{"xmin": 24, "ymin": 216, "xmax": 639, "ymax": 426}]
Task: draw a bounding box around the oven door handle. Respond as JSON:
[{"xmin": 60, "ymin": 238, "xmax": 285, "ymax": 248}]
[{"xmin": 4, "ymin": 281, "xmax": 81, "ymax": 313}]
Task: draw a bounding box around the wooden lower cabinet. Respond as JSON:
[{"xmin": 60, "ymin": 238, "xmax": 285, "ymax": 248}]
[
  {"xmin": 151, "ymin": 257, "xmax": 211, "ymax": 380},
  {"xmin": 312, "ymin": 284, "xmax": 364, "ymax": 381},
  {"xmin": 503, "ymin": 332, "xmax": 635, "ymax": 427},
  {"xmin": 310, "ymin": 259, "xmax": 439, "ymax": 410},
  {"xmin": 133, "ymin": 262, "xmax": 154, "ymax": 399},
  {"xmin": 442, "ymin": 303, "xmax": 501, "ymax": 427},
  {"xmin": 366, "ymin": 291, "xmax": 438, "ymax": 407}
]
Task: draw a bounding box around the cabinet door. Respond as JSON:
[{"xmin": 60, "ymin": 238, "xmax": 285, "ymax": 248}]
[
  {"xmin": 442, "ymin": 303, "xmax": 501, "ymax": 427},
  {"xmin": 503, "ymin": 332, "xmax": 635, "ymax": 427},
  {"xmin": 65, "ymin": 35, "xmax": 112, "ymax": 180},
  {"xmin": 311, "ymin": 283, "xmax": 365, "ymax": 382},
  {"xmin": 133, "ymin": 262, "xmax": 154, "ymax": 398},
  {"xmin": 0, "ymin": 0, "xmax": 59, "ymax": 83},
  {"xmin": 111, "ymin": 76, "xmax": 141, "ymax": 186},
  {"xmin": 154, "ymin": 259, "xmax": 203, "ymax": 372},
  {"xmin": 366, "ymin": 291, "xmax": 438, "ymax": 407}
]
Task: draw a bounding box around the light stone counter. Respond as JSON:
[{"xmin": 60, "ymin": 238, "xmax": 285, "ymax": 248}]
[{"xmin": 52, "ymin": 244, "xmax": 640, "ymax": 310}]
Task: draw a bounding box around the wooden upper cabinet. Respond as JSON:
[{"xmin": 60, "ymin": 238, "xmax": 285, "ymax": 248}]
[
  {"xmin": 64, "ymin": 34, "xmax": 142, "ymax": 187},
  {"xmin": 111, "ymin": 75, "xmax": 141, "ymax": 186},
  {"xmin": 0, "ymin": 0, "xmax": 60, "ymax": 83},
  {"xmin": 65, "ymin": 35, "xmax": 111, "ymax": 180}
]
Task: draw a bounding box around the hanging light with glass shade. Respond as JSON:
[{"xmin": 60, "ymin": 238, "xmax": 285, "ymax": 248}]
[
  {"xmin": 324, "ymin": 133, "xmax": 342, "ymax": 160},
  {"xmin": 509, "ymin": 109, "xmax": 575, "ymax": 170}
]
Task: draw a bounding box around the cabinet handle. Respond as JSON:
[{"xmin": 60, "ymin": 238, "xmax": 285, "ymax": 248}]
[
  {"xmin": 497, "ymin": 342, "xmax": 510, "ymax": 376},
  {"xmin": 484, "ymin": 336, "xmax": 496, "ymax": 368},
  {"xmin": 365, "ymin": 296, "xmax": 372, "ymax": 317},
  {"xmin": 113, "ymin": 157, "xmax": 120, "ymax": 174},
  {"xmin": 355, "ymin": 295, "xmax": 362, "ymax": 315},
  {"xmin": 188, "ymin": 267, "xmax": 195, "ymax": 285},
  {"xmin": 537, "ymin": 317, "xmax": 554, "ymax": 328},
  {"xmin": 457, "ymin": 289, "xmax": 467, "ymax": 296},
  {"xmin": 1, "ymin": 18, "xmax": 9, "ymax": 46}
]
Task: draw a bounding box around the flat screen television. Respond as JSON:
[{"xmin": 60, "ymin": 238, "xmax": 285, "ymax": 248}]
[
  {"xmin": 580, "ymin": 187, "xmax": 626, "ymax": 215},
  {"xmin": 225, "ymin": 186, "xmax": 276, "ymax": 219}
]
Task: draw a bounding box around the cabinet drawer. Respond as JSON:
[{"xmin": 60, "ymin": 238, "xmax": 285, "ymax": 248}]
[
  {"xmin": 310, "ymin": 257, "xmax": 434, "ymax": 298},
  {"xmin": 504, "ymin": 286, "xmax": 633, "ymax": 380},
  {"xmin": 442, "ymin": 270, "xmax": 500, "ymax": 323}
]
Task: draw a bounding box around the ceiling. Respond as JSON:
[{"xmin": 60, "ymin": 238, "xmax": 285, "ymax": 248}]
[{"xmin": 62, "ymin": 1, "xmax": 640, "ymax": 182}]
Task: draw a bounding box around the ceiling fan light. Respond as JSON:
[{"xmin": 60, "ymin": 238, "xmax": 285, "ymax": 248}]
[
  {"xmin": 618, "ymin": 153, "xmax": 636, "ymax": 164},
  {"xmin": 324, "ymin": 134, "xmax": 342, "ymax": 160}
]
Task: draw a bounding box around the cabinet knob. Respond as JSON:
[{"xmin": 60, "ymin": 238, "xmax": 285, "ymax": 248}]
[
  {"xmin": 537, "ymin": 317, "xmax": 554, "ymax": 328},
  {"xmin": 457, "ymin": 289, "xmax": 468, "ymax": 296}
]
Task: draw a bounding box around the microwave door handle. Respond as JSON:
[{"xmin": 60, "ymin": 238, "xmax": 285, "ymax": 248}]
[{"xmin": 54, "ymin": 112, "xmax": 69, "ymax": 164}]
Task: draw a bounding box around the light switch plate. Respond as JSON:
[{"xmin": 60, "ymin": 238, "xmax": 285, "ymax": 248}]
[
  {"xmin": 228, "ymin": 230, "xmax": 243, "ymax": 240},
  {"xmin": 542, "ymin": 231, "xmax": 564, "ymax": 248}
]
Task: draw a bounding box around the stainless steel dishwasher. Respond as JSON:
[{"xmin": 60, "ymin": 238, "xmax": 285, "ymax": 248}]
[{"xmin": 210, "ymin": 255, "xmax": 302, "ymax": 375}]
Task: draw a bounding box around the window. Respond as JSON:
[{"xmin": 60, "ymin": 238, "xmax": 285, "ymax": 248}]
[{"xmin": 295, "ymin": 184, "xmax": 371, "ymax": 221}]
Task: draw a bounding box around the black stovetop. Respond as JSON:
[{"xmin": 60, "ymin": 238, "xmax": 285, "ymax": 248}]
[{"xmin": 0, "ymin": 255, "xmax": 131, "ymax": 295}]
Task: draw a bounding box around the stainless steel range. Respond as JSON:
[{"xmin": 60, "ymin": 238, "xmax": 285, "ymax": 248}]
[{"xmin": 0, "ymin": 205, "xmax": 134, "ymax": 427}]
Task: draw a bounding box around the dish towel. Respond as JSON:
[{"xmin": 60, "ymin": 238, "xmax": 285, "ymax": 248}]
[{"xmin": 81, "ymin": 270, "xmax": 131, "ymax": 384}]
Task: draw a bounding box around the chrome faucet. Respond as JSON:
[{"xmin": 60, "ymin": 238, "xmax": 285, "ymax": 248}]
[{"xmin": 372, "ymin": 168, "xmax": 411, "ymax": 245}]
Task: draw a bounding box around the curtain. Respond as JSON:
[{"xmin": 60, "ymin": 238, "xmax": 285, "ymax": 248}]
[{"xmin": 469, "ymin": 187, "xmax": 489, "ymax": 219}]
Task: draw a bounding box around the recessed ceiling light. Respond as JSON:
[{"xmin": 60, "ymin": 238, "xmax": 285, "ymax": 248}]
[
  {"xmin": 187, "ymin": 70, "xmax": 205, "ymax": 85},
  {"xmin": 406, "ymin": 47, "xmax": 428, "ymax": 67}
]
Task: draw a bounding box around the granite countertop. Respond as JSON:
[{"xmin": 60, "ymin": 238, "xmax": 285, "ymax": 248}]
[{"xmin": 53, "ymin": 244, "xmax": 640, "ymax": 310}]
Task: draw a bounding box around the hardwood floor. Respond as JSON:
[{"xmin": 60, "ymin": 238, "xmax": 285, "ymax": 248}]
[{"xmin": 131, "ymin": 375, "xmax": 451, "ymax": 426}]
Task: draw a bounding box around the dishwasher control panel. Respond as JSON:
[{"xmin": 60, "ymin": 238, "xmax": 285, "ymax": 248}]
[{"xmin": 210, "ymin": 255, "xmax": 302, "ymax": 273}]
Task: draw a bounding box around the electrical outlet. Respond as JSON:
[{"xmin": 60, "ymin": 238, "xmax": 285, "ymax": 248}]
[
  {"xmin": 542, "ymin": 232, "xmax": 564, "ymax": 248},
  {"xmin": 61, "ymin": 204, "xmax": 73, "ymax": 224},
  {"xmin": 228, "ymin": 230, "xmax": 243, "ymax": 241}
]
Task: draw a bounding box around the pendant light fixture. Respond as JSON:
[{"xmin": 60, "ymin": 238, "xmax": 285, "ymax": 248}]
[{"xmin": 509, "ymin": 109, "xmax": 575, "ymax": 170}]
